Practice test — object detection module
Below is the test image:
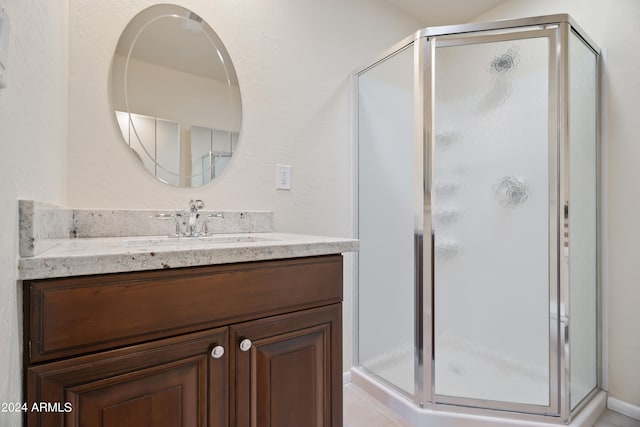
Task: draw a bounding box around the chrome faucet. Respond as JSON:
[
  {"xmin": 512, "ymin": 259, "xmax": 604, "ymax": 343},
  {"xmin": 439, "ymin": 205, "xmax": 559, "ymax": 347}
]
[
  {"xmin": 185, "ymin": 199, "xmax": 205, "ymax": 237},
  {"xmin": 152, "ymin": 200, "xmax": 208, "ymax": 237}
]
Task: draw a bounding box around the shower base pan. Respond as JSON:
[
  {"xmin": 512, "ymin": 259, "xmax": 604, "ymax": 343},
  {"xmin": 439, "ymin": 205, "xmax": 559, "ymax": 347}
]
[{"xmin": 350, "ymin": 367, "xmax": 607, "ymax": 427}]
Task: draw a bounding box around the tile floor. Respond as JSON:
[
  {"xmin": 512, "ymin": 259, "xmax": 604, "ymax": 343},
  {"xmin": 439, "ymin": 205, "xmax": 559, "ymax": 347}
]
[
  {"xmin": 344, "ymin": 384, "xmax": 640, "ymax": 427},
  {"xmin": 594, "ymin": 410, "xmax": 640, "ymax": 427},
  {"xmin": 344, "ymin": 384, "xmax": 412, "ymax": 427}
]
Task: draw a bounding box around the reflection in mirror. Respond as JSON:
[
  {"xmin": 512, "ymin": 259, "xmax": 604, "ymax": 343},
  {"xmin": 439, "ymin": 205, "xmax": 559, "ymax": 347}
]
[{"xmin": 111, "ymin": 4, "xmax": 241, "ymax": 187}]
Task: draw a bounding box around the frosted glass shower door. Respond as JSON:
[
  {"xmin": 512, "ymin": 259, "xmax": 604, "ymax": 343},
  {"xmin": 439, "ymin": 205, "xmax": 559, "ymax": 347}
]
[
  {"xmin": 568, "ymin": 30, "xmax": 598, "ymax": 410},
  {"xmin": 357, "ymin": 45, "xmax": 416, "ymax": 396},
  {"xmin": 432, "ymin": 31, "xmax": 556, "ymax": 409}
]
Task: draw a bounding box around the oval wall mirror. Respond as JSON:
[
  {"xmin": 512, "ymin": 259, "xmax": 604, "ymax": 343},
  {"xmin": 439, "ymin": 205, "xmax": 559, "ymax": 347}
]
[{"xmin": 111, "ymin": 4, "xmax": 242, "ymax": 188}]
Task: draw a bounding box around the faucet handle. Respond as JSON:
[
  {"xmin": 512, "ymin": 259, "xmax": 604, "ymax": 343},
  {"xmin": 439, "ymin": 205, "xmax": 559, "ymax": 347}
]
[
  {"xmin": 203, "ymin": 212, "xmax": 224, "ymax": 236},
  {"xmin": 153, "ymin": 213, "xmax": 173, "ymax": 219},
  {"xmin": 190, "ymin": 199, "xmax": 205, "ymax": 210},
  {"xmin": 152, "ymin": 212, "xmax": 182, "ymax": 237}
]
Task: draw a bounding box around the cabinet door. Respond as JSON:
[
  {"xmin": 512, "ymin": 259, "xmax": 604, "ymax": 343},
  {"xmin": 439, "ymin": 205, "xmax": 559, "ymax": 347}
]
[
  {"xmin": 232, "ymin": 304, "xmax": 342, "ymax": 427},
  {"xmin": 27, "ymin": 328, "xmax": 228, "ymax": 427}
]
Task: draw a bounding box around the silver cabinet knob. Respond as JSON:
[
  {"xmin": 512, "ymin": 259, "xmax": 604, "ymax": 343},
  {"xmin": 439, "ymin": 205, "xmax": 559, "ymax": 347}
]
[
  {"xmin": 239, "ymin": 338, "xmax": 252, "ymax": 352},
  {"xmin": 211, "ymin": 345, "xmax": 225, "ymax": 359}
]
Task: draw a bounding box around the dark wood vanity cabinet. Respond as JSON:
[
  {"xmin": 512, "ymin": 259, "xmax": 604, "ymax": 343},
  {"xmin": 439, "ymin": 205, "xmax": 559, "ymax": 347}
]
[
  {"xmin": 23, "ymin": 255, "xmax": 343, "ymax": 427},
  {"xmin": 231, "ymin": 305, "xmax": 342, "ymax": 427},
  {"xmin": 26, "ymin": 328, "xmax": 229, "ymax": 427}
]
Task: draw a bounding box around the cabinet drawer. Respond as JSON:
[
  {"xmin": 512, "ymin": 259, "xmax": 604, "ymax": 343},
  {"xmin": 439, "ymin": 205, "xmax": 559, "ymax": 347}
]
[{"xmin": 25, "ymin": 255, "xmax": 342, "ymax": 363}]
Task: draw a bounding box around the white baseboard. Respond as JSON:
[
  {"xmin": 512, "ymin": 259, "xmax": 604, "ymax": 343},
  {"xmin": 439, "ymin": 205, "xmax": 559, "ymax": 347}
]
[
  {"xmin": 343, "ymin": 370, "xmax": 352, "ymax": 385},
  {"xmin": 607, "ymin": 396, "xmax": 640, "ymax": 420}
]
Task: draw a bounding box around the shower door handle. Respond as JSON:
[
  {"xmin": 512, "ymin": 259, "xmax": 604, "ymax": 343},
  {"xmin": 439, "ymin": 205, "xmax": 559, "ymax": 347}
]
[{"xmin": 560, "ymin": 315, "xmax": 569, "ymax": 344}]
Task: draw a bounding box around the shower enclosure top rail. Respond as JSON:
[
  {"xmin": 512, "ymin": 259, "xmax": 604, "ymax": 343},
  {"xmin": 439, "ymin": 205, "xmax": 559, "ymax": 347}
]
[{"xmin": 354, "ymin": 14, "xmax": 600, "ymax": 77}]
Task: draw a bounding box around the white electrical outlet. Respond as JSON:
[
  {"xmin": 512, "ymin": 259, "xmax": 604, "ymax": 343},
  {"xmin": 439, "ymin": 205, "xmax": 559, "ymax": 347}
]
[{"xmin": 276, "ymin": 164, "xmax": 291, "ymax": 190}]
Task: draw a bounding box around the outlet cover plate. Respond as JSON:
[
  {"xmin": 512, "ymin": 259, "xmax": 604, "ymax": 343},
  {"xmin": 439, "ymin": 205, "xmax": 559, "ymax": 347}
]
[{"xmin": 276, "ymin": 164, "xmax": 291, "ymax": 190}]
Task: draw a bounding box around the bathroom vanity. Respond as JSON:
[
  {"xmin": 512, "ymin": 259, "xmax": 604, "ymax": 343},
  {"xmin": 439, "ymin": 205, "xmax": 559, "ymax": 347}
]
[{"xmin": 19, "ymin": 201, "xmax": 357, "ymax": 427}]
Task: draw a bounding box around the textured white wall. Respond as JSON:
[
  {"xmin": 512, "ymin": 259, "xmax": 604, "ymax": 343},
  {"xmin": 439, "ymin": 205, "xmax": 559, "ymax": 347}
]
[
  {"xmin": 474, "ymin": 0, "xmax": 640, "ymax": 409},
  {"xmin": 67, "ymin": 0, "xmax": 420, "ymax": 219},
  {"xmin": 67, "ymin": 0, "xmax": 421, "ymax": 371},
  {"xmin": 0, "ymin": 0, "xmax": 68, "ymax": 424}
]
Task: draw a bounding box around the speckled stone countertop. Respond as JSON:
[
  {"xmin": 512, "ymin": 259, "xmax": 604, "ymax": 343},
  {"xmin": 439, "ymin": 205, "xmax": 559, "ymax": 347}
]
[
  {"xmin": 18, "ymin": 233, "xmax": 359, "ymax": 280},
  {"xmin": 18, "ymin": 200, "xmax": 358, "ymax": 280}
]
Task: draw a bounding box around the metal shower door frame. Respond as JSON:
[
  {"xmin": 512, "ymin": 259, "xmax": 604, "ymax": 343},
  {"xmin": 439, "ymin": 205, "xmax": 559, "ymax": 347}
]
[
  {"xmin": 352, "ymin": 36, "xmax": 423, "ymax": 400},
  {"xmin": 420, "ymin": 26, "xmax": 562, "ymax": 417},
  {"xmin": 353, "ymin": 14, "xmax": 602, "ymax": 424}
]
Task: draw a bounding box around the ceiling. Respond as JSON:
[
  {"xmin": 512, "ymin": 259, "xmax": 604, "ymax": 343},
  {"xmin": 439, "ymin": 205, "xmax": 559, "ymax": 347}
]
[{"xmin": 382, "ymin": 0, "xmax": 509, "ymax": 27}]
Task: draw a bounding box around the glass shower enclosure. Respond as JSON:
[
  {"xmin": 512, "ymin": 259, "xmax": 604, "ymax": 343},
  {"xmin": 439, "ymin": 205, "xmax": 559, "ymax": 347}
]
[{"xmin": 355, "ymin": 15, "xmax": 599, "ymax": 422}]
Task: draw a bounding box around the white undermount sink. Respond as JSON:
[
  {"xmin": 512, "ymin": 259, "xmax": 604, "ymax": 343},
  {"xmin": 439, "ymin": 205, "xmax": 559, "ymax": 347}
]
[{"xmin": 124, "ymin": 235, "xmax": 275, "ymax": 247}]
